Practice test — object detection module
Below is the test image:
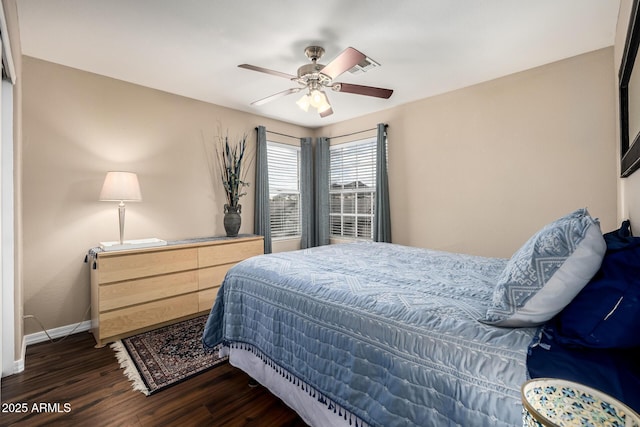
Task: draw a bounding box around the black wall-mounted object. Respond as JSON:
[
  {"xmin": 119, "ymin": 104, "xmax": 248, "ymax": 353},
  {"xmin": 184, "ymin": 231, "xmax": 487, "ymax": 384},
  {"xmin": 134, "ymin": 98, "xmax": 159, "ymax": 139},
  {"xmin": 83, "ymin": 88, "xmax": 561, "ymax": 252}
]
[{"xmin": 620, "ymin": 0, "xmax": 640, "ymax": 177}]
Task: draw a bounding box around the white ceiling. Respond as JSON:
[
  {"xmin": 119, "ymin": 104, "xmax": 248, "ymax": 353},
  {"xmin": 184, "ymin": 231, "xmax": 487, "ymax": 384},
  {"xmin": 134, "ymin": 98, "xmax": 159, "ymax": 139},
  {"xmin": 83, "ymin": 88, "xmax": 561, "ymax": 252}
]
[{"xmin": 15, "ymin": 0, "xmax": 621, "ymax": 129}]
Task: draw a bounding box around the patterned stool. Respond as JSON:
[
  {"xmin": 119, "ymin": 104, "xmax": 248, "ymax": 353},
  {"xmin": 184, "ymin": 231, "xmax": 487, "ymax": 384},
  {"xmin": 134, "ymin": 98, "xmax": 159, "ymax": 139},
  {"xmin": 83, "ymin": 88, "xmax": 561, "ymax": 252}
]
[{"xmin": 521, "ymin": 378, "xmax": 640, "ymax": 427}]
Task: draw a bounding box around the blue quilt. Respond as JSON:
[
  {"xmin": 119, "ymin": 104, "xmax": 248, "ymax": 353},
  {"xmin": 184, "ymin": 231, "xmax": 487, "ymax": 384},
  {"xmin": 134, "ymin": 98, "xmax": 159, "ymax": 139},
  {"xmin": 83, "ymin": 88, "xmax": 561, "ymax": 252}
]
[{"xmin": 203, "ymin": 242, "xmax": 536, "ymax": 426}]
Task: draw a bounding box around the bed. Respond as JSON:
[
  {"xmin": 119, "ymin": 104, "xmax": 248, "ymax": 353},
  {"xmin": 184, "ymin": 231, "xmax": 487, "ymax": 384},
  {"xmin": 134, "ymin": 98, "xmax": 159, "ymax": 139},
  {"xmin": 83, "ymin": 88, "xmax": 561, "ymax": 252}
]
[{"xmin": 202, "ymin": 209, "xmax": 610, "ymax": 426}]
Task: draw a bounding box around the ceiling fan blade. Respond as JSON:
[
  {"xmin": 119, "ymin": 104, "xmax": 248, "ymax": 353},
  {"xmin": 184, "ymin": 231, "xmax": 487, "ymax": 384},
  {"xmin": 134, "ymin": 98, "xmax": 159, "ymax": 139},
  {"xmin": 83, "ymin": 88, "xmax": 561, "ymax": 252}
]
[
  {"xmin": 238, "ymin": 64, "xmax": 297, "ymax": 80},
  {"xmin": 319, "ymin": 106, "xmax": 333, "ymax": 118},
  {"xmin": 251, "ymin": 88, "xmax": 301, "ymax": 106},
  {"xmin": 333, "ymin": 83, "xmax": 393, "ymax": 99},
  {"xmin": 320, "ymin": 47, "xmax": 366, "ymax": 80}
]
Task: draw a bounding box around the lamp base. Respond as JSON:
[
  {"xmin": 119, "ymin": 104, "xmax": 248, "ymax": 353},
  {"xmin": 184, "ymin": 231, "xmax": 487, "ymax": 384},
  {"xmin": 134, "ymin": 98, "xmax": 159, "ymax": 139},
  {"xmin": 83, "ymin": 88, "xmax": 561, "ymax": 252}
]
[{"xmin": 100, "ymin": 238, "xmax": 167, "ymax": 252}]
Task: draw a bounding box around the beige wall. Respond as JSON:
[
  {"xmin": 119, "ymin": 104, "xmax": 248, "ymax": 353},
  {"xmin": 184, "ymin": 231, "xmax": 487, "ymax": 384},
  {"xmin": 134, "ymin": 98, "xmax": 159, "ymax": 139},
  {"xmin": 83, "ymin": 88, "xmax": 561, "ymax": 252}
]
[
  {"xmin": 616, "ymin": 0, "xmax": 640, "ymax": 224},
  {"xmin": 20, "ymin": 56, "xmax": 308, "ymax": 335},
  {"xmin": 319, "ymin": 48, "xmax": 618, "ymax": 257},
  {"xmin": 20, "ymin": 45, "xmax": 618, "ymax": 337}
]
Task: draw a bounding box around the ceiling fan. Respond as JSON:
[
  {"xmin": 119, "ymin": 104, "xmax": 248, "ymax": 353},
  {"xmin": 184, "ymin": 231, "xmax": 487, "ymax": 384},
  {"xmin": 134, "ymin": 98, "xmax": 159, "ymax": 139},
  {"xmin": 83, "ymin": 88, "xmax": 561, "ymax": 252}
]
[{"xmin": 238, "ymin": 46, "xmax": 393, "ymax": 118}]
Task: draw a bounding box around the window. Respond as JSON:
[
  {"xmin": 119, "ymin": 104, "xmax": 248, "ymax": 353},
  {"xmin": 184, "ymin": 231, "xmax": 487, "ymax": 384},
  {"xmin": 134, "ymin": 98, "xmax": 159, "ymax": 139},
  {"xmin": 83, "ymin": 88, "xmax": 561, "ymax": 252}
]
[
  {"xmin": 330, "ymin": 138, "xmax": 376, "ymax": 240},
  {"xmin": 267, "ymin": 141, "xmax": 301, "ymax": 239}
]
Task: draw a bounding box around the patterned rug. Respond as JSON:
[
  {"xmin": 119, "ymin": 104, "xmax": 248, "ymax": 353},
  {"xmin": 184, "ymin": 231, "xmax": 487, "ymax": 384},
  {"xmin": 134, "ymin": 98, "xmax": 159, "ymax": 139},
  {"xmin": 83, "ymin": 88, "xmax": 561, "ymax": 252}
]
[{"xmin": 111, "ymin": 315, "xmax": 227, "ymax": 395}]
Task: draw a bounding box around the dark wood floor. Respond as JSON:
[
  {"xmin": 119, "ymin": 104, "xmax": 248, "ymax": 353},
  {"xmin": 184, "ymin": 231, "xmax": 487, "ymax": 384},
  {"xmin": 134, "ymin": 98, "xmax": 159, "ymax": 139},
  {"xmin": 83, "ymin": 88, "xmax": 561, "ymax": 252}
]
[{"xmin": 1, "ymin": 331, "xmax": 308, "ymax": 427}]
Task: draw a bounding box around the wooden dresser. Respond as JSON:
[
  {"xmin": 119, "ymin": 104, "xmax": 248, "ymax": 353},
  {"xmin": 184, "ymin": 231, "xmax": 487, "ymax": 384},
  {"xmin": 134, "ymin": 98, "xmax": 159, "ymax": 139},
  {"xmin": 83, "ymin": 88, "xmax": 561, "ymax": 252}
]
[{"xmin": 89, "ymin": 235, "xmax": 264, "ymax": 347}]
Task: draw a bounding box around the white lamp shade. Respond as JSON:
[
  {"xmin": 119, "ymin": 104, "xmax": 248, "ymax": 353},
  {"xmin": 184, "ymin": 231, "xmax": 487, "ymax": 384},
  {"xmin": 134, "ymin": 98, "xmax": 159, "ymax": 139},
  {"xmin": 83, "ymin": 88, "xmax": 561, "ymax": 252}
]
[{"xmin": 99, "ymin": 171, "xmax": 142, "ymax": 201}]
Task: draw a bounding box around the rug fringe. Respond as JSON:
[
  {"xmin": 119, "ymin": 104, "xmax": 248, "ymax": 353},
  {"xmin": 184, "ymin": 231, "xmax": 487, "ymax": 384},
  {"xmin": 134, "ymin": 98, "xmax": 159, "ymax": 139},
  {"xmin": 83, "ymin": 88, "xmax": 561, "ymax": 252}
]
[{"xmin": 110, "ymin": 340, "xmax": 149, "ymax": 396}]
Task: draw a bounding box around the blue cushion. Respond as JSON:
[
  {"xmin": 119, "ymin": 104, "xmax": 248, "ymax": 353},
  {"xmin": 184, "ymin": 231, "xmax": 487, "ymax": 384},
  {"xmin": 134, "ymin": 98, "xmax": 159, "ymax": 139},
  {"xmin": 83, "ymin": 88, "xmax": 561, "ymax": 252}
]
[
  {"xmin": 482, "ymin": 209, "xmax": 606, "ymax": 327},
  {"xmin": 603, "ymin": 219, "xmax": 634, "ymax": 249},
  {"xmin": 551, "ymin": 223, "xmax": 640, "ymax": 348}
]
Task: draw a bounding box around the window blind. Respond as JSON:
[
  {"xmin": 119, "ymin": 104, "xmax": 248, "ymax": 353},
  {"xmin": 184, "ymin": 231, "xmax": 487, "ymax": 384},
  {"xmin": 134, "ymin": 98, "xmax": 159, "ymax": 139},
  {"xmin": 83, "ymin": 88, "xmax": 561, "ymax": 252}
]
[
  {"xmin": 267, "ymin": 141, "xmax": 301, "ymax": 239},
  {"xmin": 329, "ymin": 138, "xmax": 377, "ymax": 240}
]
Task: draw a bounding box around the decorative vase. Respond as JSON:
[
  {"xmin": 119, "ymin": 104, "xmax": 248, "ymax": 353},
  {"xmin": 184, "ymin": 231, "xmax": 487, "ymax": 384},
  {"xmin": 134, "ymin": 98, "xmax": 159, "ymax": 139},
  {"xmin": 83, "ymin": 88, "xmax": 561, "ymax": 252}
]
[{"xmin": 223, "ymin": 204, "xmax": 241, "ymax": 237}]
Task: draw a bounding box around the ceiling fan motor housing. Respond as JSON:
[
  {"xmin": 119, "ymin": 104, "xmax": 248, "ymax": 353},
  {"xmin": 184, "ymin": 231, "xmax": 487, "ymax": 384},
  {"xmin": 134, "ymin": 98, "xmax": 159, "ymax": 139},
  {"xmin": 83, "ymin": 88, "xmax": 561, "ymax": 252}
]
[
  {"xmin": 297, "ymin": 63, "xmax": 325, "ymax": 78},
  {"xmin": 297, "ymin": 46, "xmax": 333, "ymax": 86},
  {"xmin": 304, "ymin": 46, "xmax": 325, "ymax": 61}
]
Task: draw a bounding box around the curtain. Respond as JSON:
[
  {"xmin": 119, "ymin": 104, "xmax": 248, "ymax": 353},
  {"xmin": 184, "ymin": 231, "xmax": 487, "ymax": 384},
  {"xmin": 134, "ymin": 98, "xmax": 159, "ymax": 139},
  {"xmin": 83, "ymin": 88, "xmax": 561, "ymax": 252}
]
[
  {"xmin": 300, "ymin": 137, "xmax": 314, "ymax": 249},
  {"xmin": 254, "ymin": 126, "xmax": 272, "ymax": 254},
  {"xmin": 374, "ymin": 123, "xmax": 392, "ymax": 243},
  {"xmin": 315, "ymin": 137, "xmax": 330, "ymax": 246}
]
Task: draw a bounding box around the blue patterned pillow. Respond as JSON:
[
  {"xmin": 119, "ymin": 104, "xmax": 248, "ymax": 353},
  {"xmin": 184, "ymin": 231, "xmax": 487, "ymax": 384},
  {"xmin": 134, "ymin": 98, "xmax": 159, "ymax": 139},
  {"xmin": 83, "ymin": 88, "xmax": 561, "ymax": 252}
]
[{"xmin": 482, "ymin": 209, "xmax": 606, "ymax": 327}]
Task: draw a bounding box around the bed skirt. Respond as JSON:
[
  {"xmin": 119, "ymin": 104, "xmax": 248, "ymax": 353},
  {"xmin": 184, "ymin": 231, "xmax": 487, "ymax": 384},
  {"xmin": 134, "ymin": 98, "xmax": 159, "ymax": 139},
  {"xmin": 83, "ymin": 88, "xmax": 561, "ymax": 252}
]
[{"xmin": 228, "ymin": 346, "xmax": 367, "ymax": 427}]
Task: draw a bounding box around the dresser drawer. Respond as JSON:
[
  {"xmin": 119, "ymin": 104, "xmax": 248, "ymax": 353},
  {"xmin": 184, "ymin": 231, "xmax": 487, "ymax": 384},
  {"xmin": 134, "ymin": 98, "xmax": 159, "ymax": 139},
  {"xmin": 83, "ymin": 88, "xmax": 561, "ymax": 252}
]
[
  {"xmin": 100, "ymin": 270, "xmax": 198, "ymax": 311},
  {"xmin": 198, "ymin": 239, "xmax": 263, "ymax": 267},
  {"xmin": 97, "ymin": 248, "xmax": 198, "ymax": 284},
  {"xmin": 99, "ymin": 293, "xmax": 199, "ymax": 339},
  {"xmin": 198, "ymin": 287, "xmax": 220, "ymax": 312},
  {"xmin": 198, "ymin": 264, "xmax": 233, "ymax": 290}
]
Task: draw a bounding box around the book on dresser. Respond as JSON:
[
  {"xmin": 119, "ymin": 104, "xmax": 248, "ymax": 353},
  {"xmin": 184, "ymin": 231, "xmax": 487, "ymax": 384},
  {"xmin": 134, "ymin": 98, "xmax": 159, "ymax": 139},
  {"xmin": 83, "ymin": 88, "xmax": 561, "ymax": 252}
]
[{"xmin": 89, "ymin": 235, "xmax": 264, "ymax": 347}]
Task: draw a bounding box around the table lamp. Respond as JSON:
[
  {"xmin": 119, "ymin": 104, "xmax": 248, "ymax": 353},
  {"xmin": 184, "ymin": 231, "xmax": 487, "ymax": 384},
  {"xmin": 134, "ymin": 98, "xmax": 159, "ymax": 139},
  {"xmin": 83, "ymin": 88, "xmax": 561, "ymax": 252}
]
[{"xmin": 99, "ymin": 171, "xmax": 142, "ymax": 245}]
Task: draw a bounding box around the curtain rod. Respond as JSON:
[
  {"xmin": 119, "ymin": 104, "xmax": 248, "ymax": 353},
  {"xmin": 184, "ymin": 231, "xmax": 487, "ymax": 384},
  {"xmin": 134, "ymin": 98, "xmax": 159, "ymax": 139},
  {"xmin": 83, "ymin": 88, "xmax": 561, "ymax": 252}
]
[
  {"xmin": 256, "ymin": 123, "xmax": 389, "ymax": 140},
  {"xmin": 256, "ymin": 128, "xmax": 303, "ymax": 140},
  {"xmin": 329, "ymin": 124, "xmax": 388, "ymax": 140}
]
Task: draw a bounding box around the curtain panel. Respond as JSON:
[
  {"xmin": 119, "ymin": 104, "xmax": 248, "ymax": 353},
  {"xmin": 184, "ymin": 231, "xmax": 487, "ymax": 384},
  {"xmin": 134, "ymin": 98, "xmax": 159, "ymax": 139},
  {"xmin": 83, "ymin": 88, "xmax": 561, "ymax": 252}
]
[
  {"xmin": 300, "ymin": 137, "xmax": 315, "ymax": 249},
  {"xmin": 254, "ymin": 126, "xmax": 272, "ymax": 254},
  {"xmin": 374, "ymin": 123, "xmax": 392, "ymax": 243},
  {"xmin": 315, "ymin": 137, "xmax": 330, "ymax": 246}
]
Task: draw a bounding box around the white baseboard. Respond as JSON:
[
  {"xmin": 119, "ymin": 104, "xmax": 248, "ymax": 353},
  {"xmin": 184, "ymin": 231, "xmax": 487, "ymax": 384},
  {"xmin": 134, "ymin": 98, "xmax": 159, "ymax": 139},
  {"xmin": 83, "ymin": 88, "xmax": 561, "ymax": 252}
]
[
  {"xmin": 3, "ymin": 335, "xmax": 25, "ymax": 377},
  {"xmin": 24, "ymin": 320, "xmax": 92, "ymax": 346},
  {"xmin": 3, "ymin": 321, "xmax": 92, "ymax": 377},
  {"xmin": 14, "ymin": 338, "xmax": 25, "ymax": 374}
]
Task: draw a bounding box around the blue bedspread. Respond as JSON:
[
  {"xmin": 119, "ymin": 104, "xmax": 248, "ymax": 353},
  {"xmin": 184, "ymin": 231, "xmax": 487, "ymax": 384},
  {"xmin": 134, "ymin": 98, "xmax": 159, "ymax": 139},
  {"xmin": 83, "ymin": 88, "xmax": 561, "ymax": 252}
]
[{"xmin": 203, "ymin": 242, "xmax": 536, "ymax": 426}]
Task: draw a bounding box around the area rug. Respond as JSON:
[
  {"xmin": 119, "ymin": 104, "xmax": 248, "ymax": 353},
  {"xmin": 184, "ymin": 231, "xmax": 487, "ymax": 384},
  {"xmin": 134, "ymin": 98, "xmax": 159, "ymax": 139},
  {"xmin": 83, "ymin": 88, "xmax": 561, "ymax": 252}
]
[{"xmin": 111, "ymin": 315, "xmax": 227, "ymax": 395}]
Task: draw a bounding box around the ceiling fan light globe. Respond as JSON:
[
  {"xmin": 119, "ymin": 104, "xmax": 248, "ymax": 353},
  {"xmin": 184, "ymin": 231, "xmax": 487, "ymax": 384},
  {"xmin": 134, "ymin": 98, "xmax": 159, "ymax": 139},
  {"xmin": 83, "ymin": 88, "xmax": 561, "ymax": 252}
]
[
  {"xmin": 317, "ymin": 92, "xmax": 331, "ymax": 112},
  {"xmin": 296, "ymin": 94, "xmax": 311, "ymax": 112},
  {"xmin": 309, "ymin": 89, "xmax": 325, "ymax": 108},
  {"xmin": 318, "ymin": 102, "xmax": 331, "ymax": 113}
]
